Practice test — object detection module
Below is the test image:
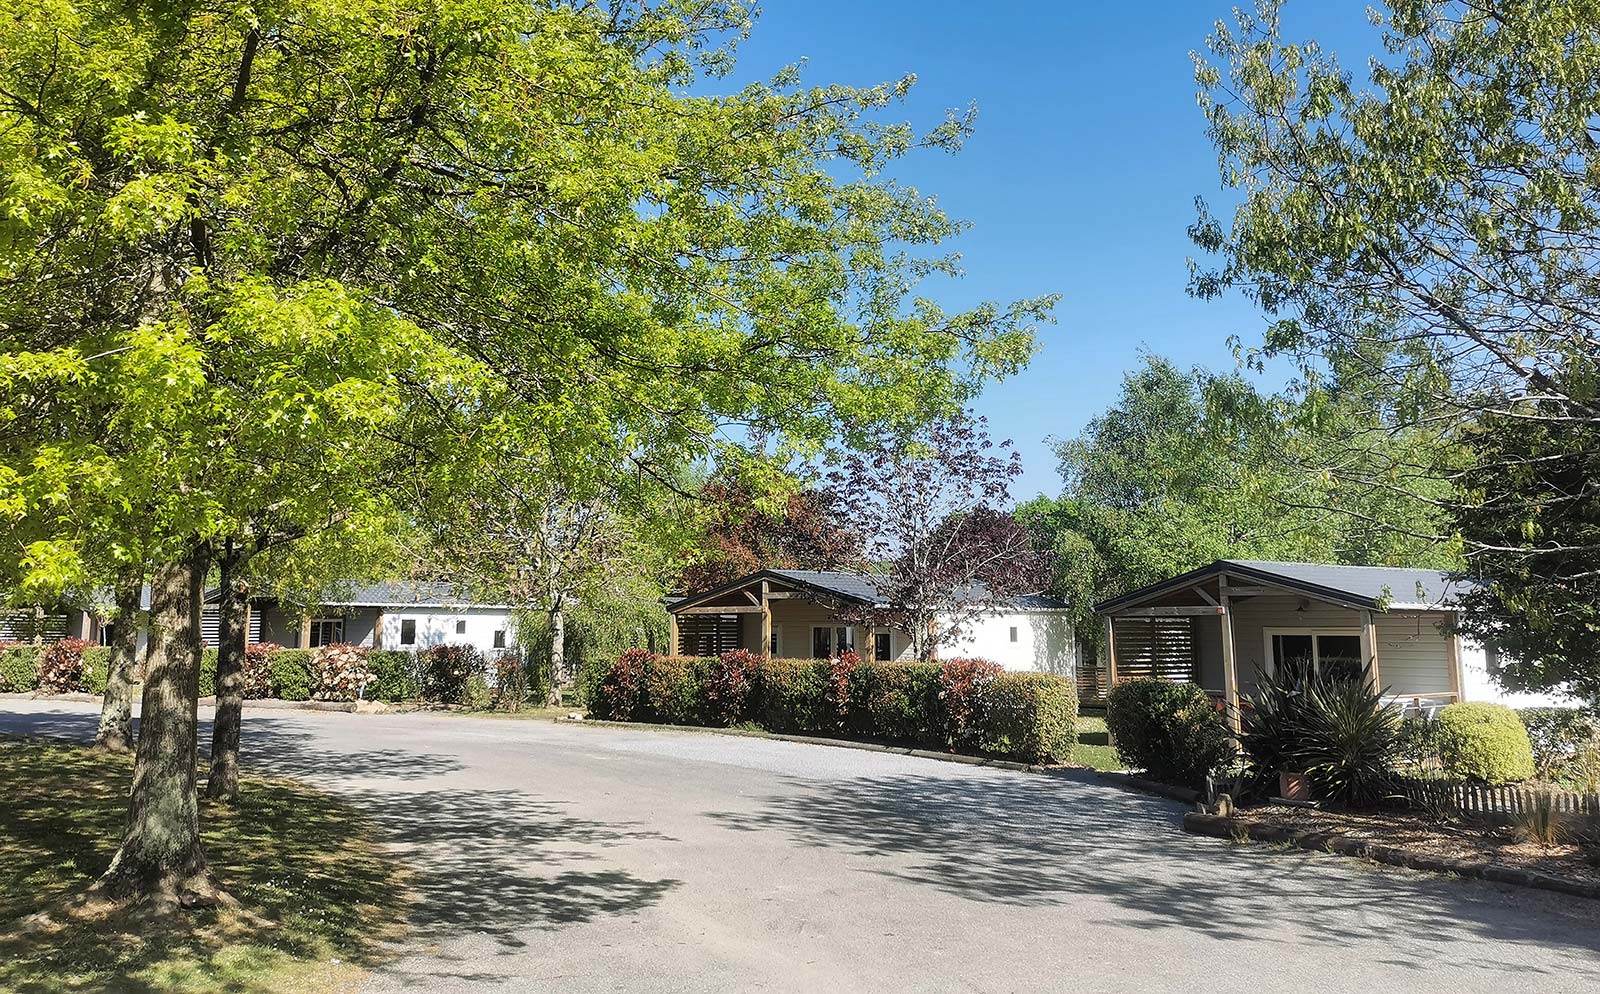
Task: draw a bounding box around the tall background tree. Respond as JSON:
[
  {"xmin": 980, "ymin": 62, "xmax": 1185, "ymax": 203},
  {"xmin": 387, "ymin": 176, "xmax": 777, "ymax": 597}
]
[
  {"xmin": 828, "ymin": 415, "xmax": 1048, "ymax": 661},
  {"xmin": 0, "ymin": 0, "xmax": 1053, "ymax": 908},
  {"xmin": 675, "ymin": 468, "xmax": 862, "ymax": 591},
  {"xmin": 1190, "ymin": 0, "xmax": 1600, "ymax": 700}
]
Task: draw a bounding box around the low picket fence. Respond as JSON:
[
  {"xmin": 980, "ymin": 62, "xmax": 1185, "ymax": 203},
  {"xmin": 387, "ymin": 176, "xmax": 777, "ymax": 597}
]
[{"xmin": 1392, "ymin": 776, "xmax": 1600, "ymax": 825}]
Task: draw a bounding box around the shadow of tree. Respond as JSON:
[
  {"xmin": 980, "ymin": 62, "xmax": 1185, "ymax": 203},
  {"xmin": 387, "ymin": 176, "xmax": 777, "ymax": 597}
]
[{"xmin": 709, "ymin": 766, "xmax": 1600, "ymax": 975}]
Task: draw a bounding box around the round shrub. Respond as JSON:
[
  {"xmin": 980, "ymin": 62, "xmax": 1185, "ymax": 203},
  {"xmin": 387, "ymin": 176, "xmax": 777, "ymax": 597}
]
[
  {"xmin": 977, "ymin": 671, "xmax": 1077, "ymax": 762},
  {"xmin": 703, "ymin": 650, "xmax": 759, "ymax": 726},
  {"xmin": 1436, "ymin": 702, "xmax": 1535, "ymax": 784},
  {"xmin": 1106, "ymin": 679, "xmax": 1235, "ymax": 787},
  {"xmin": 39, "ymin": 638, "xmax": 91, "ymax": 694}
]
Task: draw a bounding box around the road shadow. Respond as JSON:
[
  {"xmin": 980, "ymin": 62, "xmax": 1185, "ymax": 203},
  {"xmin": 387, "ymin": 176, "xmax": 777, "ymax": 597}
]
[{"xmin": 708, "ymin": 768, "xmax": 1600, "ymax": 976}]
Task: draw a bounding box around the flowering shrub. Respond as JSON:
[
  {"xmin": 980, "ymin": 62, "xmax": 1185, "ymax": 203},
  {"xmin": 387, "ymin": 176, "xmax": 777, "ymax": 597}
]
[
  {"xmin": 312, "ymin": 643, "xmax": 373, "ymax": 701},
  {"xmin": 703, "ymin": 649, "xmax": 760, "ymax": 726},
  {"xmin": 242, "ymin": 643, "xmax": 280, "ymax": 698},
  {"xmin": 940, "ymin": 657, "xmax": 1003, "ymax": 750},
  {"xmin": 421, "ymin": 644, "xmax": 482, "ymax": 705},
  {"xmin": 591, "ymin": 647, "xmax": 653, "ymax": 720},
  {"xmin": 39, "ymin": 638, "xmax": 91, "ymax": 694}
]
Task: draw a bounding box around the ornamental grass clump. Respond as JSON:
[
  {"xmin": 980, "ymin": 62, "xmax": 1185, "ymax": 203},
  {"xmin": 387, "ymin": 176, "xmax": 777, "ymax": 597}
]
[{"xmin": 1242, "ymin": 665, "xmax": 1400, "ymax": 807}]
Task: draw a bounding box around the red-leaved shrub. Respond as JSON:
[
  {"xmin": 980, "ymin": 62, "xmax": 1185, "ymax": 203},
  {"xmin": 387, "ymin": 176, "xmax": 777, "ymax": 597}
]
[
  {"xmin": 592, "ymin": 648, "xmax": 653, "ymax": 720},
  {"xmin": 243, "ymin": 643, "xmax": 281, "ymax": 698},
  {"xmin": 704, "ymin": 650, "xmax": 760, "ymax": 726},
  {"xmin": 826, "ymin": 651, "xmax": 859, "ymax": 729},
  {"xmin": 421, "ymin": 644, "xmax": 482, "ymax": 704},
  {"xmin": 39, "ymin": 638, "xmax": 91, "ymax": 694},
  {"xmin": 312, "ymin": 643, "xmax": 373, "ymax": 701},
  {"xmin": 940, "ymin": 657, "xmax": 1003, "ymax": 750}
]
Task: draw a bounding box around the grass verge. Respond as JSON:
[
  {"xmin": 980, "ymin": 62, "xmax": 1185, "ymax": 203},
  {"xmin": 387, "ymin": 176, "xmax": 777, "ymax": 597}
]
[
  {"xmin": 1075, "ymin": 715, "xmax": 1123, "ymax": 772},
  {"xmin": 0, "ymin": 738, "xmax": 408, "ymax": 994}
]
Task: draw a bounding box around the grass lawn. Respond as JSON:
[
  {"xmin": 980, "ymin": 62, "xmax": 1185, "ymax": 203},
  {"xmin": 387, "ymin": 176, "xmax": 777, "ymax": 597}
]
[
  {"xmin": 0, "ymin": 739, "xmax": 408, "ymax": 994},
  {"xmin": 1074, "ymin": 714, "xmax": 1123, "ymax": 772}
]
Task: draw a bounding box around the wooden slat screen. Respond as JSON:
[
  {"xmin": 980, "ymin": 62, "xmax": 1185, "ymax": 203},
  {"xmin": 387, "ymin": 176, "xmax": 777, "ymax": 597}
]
[
  {"xmin": 675, "ymin": 614, "xmax": 742, "ymax": 657},
  {"xmin": 0, "ymin": 610, "xmax": 69, "ymax": 642},
  {"xmin": 1112, "ymin": 617, "xmax": 1199, "ymax": 683}
]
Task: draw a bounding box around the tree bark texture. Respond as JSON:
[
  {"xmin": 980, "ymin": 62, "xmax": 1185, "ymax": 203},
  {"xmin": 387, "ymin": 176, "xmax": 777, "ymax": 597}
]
[
  {"xmin": 94, "ymin": 572, "xmax": 144, "ymax": 753},
  {"xmin": 94, "ymin": 545, "xmax": 229, "ymax": 911},
  {"xmin": 547, "ymin": 604, "xmax": 566, "ymax": 706},
  {"xmin": 205, "ymin": 541, "xmax": 247, "ymax": 801}
]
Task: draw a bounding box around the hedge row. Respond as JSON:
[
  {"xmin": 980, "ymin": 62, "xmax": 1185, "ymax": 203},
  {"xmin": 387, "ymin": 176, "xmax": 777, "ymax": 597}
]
[
  {"xmin": 589, "ymin": 650, "xmax": 1076, "ymax": 763},
  {"xmin": 0, "ymin": 639, "xmax": 526, "ymax": 708}
]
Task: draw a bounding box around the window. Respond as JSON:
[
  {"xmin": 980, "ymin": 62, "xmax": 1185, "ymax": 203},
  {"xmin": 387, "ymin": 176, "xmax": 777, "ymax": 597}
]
[
  {"xmin": 874, "ymin": 632, "xmax": 891, "ymax": 662},
  {"xmin": 1009, "ymin": 626, "xmax": 1018, "ymax": 643},
  {"xmin": 769, "ymin": 631, "xmax": 779, "ymax": 655},
  {"xmin": 455, "ymin": 620, "xmax": 467, "ymax": 634},
  {"xmin": 493, "ymin": 629, "xmax": 506, "ymax": 649},
  {"xmin": 400, "ymin": 618, "xmax": 417, "ymax": 646},
  {"xmin": 1265, "ymin": 629, "xmax": 1364, "ymax": 682},
  {"xmin": 308, "ymin": 618, "xmax": 343, "ymax": 647},
  {"xmin": 811, "ymin": 626, "xmax": 853, "ymax": 659}
]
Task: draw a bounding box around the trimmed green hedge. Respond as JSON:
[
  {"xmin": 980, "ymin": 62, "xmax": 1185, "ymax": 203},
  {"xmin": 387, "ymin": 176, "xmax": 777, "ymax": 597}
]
[
  {"xmin": 270, "ymin": 649, "xmax": 314, "ymax": 701},
  {"xmin": 588, "ymin": 652, "xmax": 1077, "ymax": 763},
  {"xmin": 0, "ymin": 645, "xmax": 41, "ymax": 692},
  {"xmin": 1105, "ymin": 679, "xmax": 1236, "ymax": 788},
  {"xmin": 1437, "ymin": 702, "xmax": 1535, "ymax": 784},
  {"xmin": 368, "ymin": 650, "xmax": 421, "ymax": 702},
  {"xmin": 81, "ymin": 647, "xmax": 114, "ymax": 695}
]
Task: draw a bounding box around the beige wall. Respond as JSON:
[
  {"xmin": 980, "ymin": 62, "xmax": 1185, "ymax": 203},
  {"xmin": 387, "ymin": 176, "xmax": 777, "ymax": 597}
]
[{"xmin": 1192, "ymin": 595, "xmax": 1455, "ymax": 697}]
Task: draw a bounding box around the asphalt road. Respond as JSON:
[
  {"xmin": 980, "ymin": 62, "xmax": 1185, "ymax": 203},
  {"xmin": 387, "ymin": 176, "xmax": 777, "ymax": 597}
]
[{"xmin": 3, "ymin": 699, "xmax": 1598, "ymax": 993}]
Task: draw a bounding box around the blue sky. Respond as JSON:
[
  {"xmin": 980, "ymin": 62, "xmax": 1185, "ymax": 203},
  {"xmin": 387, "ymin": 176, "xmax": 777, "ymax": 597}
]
[{"xmin": 719, "ymin": 2, "xmax": 1384, "ymax": 499}]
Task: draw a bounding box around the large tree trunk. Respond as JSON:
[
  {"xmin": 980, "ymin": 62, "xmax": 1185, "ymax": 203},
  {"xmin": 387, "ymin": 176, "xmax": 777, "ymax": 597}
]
[
  {"xmin": 546, "ymin": 603, "xmax": 566, "ymax": 707},
  {"xmin": 205, "ymin": 540, "xmax": 247, "ymax": 802},
  {"xmin": 93, "ymin": 544, "xmax": 230, "ymax": 912},
  {"xmin": 94, "ymin": 572, "xmax": 144, "ymax": 753}
]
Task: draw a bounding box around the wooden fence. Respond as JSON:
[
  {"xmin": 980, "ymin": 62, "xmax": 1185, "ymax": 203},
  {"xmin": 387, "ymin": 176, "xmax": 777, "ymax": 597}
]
[{"xmin": 1391, "ymin": 776, "xmax": 1600, "ymax": 825}]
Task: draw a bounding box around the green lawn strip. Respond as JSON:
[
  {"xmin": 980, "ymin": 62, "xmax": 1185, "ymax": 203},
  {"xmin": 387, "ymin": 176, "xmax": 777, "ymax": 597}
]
[
  {"xmin": 1074, "ymin": 715, "xmax": 1123, "ymax": 772},
  {"xmin": 0, "ymin": 739, "xmax": 408, "ymax": 994}
]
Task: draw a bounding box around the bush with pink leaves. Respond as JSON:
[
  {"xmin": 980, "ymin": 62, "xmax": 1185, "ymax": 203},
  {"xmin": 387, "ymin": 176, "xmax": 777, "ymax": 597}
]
[
  {"xmin": 312, "ymin": 643, "xmax": 373, "ymax": 701},
  {"xmin": 39, "ymin": 638, "xmax": 91, "ymax": 694},
  {"xmin": 242, "ymin": 643, "xmax": 281, "ymax": 698},
  {"xmin": 939, "ymin": 657, "xmax": 1004, "ymax": 750},
  {"xmin": 703, "ymin": 649, "xmax": 760, "ymax": 726}
]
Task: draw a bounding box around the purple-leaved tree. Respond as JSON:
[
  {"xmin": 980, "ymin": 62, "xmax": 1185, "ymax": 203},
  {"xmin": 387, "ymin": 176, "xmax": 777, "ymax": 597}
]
[{"xmin": 828, "ymin": 415, "xmax": 1050, "ymax": 661}]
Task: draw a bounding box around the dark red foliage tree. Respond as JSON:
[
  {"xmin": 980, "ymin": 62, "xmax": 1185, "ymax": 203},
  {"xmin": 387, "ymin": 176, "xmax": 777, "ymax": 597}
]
[
  {"xmin": 827, "ymin": 414, "xmax": 1051, "ymax": 661},
  {"xmin": 678, "ymin": 476, "xmax": 862, "ymax": 591}
]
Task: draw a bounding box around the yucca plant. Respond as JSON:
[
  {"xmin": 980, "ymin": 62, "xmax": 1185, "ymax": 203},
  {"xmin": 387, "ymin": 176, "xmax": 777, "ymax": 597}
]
[{"xmin": 1294, "ymin": 672, "xmax": 1401, "ymax": 807}]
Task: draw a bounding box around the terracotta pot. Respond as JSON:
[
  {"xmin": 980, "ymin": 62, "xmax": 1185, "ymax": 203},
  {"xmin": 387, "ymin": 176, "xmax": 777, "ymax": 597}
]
[{"xmin": 1278, "ymin": 770, "xmax": 1311, "ymax": 802}]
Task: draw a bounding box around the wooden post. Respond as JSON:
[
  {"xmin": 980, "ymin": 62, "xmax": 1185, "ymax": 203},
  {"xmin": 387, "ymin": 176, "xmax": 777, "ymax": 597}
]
[
  {"xmin": 1219, "ymin": 595, "xmax": 1241, "ymax": 733},
  {"xmin": 1102, "ymin": 615, "xmax": 1117, "ymax": 694},
  {"xmin": 1360, "ymin": 609, "xmax": 1381, "ymax": 694},
  {"xmin": 760, "ymin": 580, "xmax": 772, "ymax": 656},
  {"xmin": 298, "ymin": 616, "xmax": 311, "ymax": 649},
  {"xmin": 372, "ymin": 610, "xmax": 384, "ymax": 650},
  {"xmin": 243, "ymin": 602, "xmax": 253, "ymax": 646},
  {"xmin": 1448, "ymin": 632, "xmax": 1465, "ymax": 702},
  {"xmin": 667, "ymin": 612, "xmax": 679, "ymax": 656}
]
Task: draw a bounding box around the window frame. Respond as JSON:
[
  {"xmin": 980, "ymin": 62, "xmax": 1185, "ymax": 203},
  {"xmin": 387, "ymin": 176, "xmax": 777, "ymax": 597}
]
[
  {"xmin": 1260, "ymin": 626, "xmax": 1365, "ymax": 679},
  {"xmin": 399, "ymin": 618, "xmax": 417, "ymax": 646},
  {"xmin": 492, "ymin": 629, "xmax": 506, "ymax": 649},
  {"xmin": 308, "ymin": 617, "xmax": 344, "ymax": 648}
]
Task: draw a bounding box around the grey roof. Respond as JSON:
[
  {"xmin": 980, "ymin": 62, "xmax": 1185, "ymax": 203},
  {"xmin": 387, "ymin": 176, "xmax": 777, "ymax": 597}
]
[
  {"xmin": 1095, "ymin": 559, "xmax": 1472, "ymax": 614},
  {"xmin": 308, "ymin": 580, "xmax": 511, "ymax": 610},
  {"xmin": 675, "ymin": 569, "xmax": 1069, "ymax": 613}
]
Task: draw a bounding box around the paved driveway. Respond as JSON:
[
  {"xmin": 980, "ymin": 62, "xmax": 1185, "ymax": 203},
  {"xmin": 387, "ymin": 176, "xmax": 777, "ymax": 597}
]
[{"xmin": 3, "ymin": 700, "xmax": 1598, "ymax": 993}]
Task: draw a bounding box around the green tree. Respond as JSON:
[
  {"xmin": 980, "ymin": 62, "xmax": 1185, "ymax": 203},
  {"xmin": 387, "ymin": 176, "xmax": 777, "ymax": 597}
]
[
  {"xmin": 2, "ymin": 0, "xmax": 1050, "ymax": 907},
  {"xmin": 1190, "ymin": 0, "xmax": 1600, "ymax": 699}
]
